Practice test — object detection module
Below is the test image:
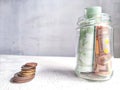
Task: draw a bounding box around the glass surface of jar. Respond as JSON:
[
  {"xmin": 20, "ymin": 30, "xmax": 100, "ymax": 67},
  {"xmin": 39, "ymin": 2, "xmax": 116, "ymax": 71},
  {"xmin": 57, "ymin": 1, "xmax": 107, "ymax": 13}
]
[{"xmin": 75, "ymin": 7, "xmax": 114, "ymax": 81}]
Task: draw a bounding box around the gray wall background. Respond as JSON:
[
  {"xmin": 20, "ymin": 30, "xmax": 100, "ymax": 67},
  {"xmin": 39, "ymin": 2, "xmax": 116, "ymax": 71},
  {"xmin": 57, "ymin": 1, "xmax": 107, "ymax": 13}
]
[{"xmin": 0, "ymin": 0, "xmax": 120, "ymax": 57}]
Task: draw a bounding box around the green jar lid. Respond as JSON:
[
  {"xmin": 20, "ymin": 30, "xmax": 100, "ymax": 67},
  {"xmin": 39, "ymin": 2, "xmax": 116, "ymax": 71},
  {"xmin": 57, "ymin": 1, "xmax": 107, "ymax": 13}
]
[{"xmin": 85, "ymin": 6, "xmax": 102, "ymax": 18}]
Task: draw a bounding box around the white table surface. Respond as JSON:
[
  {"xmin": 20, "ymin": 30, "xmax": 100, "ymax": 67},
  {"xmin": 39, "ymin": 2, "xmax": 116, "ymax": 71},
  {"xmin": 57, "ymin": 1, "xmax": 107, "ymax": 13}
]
[{"xmin": 0, "ymin": 55, "xmax": 120, "ymax": 90}]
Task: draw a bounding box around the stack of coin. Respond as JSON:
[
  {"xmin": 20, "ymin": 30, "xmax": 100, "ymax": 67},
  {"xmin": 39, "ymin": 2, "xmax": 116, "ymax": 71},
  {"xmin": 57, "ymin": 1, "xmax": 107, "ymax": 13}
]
[{"xmin": 11, "ymin": 62, "xmax": 37, "ymax": 83}]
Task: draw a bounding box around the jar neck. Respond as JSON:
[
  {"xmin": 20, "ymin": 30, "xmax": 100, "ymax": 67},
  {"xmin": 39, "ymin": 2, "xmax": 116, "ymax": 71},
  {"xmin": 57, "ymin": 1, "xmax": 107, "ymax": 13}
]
[{"xmin": 77, "ymin": 13, "xmax": 111, "ymax": 28}]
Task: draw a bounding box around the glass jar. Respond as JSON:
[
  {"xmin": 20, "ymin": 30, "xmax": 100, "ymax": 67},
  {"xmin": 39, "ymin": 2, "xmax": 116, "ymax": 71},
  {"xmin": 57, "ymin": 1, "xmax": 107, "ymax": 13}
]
[{"xmin": 75, "ymin": 7, "xmax": 114, "ymax": 81}]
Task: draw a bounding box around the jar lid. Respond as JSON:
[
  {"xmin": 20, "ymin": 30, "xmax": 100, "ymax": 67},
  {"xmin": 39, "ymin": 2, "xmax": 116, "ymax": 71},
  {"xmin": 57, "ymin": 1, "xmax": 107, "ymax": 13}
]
[{"xmin": 85, "ymin": 6, "xmax": 102, "ymax": 18}]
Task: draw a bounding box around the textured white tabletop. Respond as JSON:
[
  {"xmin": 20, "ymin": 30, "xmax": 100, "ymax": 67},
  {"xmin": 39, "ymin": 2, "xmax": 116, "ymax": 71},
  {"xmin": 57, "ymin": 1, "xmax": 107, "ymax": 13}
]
[{"xmin": 0, "ymin": 55, "xmax": 120, "ymax": 90}]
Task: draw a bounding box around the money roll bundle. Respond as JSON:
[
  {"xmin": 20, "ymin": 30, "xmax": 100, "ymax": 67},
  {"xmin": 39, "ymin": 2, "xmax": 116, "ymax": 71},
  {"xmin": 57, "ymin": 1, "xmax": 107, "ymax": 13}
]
[
  {"xmin": 94, "ymin": 25, "xmax": 112, "ymax": 76},
  {"xmin": 11, "ymin": 62, "xmax": 37, "ymax": 83}
]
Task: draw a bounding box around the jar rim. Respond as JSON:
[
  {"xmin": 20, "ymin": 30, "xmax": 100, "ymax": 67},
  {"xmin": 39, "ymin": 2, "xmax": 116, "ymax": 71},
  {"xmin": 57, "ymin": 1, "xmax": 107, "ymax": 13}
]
[{"xmin": 77, "ymin": 13, "xmax": 111, "ymax": 27}]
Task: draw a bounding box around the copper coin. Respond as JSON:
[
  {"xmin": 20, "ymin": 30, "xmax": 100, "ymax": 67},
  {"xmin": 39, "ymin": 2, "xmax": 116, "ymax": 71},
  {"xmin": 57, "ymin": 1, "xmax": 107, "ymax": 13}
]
[
  {"xmin": 18, "ymin": 72, "xmax": 35, "ymax": 77},
  {"xmin": 11, "ymin": 77, "xmax": 34, "ymax": 83},
  {"xmin": 11, "ymin": 73, "xmax": 35, "ymax": 83},
  {"xmin": 20, "ymin": 72, "xmax": 35, "ymax": 75},
  {"xmin": 21, "ymin": 65, "xmax": 36, "ymax": 70},
  {"xmin": 21, "ymin": 69, "xmax": 36, "ymax": 73},
  {"xmin": 14, "ymin": 73, "xmax": 34, "ymax": 79},
  {"xmin": 25, "ymin": 62, "xmax": 37, "ymax": 67}
]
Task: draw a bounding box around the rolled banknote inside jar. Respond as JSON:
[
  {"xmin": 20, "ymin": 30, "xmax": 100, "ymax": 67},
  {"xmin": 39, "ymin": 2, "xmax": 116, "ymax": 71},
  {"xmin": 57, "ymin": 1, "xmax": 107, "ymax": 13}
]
[{"xmin": 94, "ymin": 25, "xmax": 112, "ymax": 76}]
